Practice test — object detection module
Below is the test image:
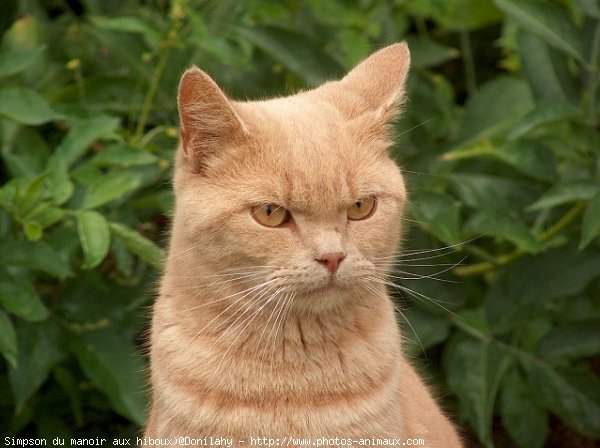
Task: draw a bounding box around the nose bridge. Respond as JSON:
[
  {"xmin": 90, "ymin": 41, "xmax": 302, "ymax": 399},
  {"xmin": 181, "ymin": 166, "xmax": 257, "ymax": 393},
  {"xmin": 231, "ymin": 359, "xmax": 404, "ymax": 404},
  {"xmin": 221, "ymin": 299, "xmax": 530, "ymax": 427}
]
[{"xmin": 312, "ymin": 226, "xmax": 345, "ymax": 257}]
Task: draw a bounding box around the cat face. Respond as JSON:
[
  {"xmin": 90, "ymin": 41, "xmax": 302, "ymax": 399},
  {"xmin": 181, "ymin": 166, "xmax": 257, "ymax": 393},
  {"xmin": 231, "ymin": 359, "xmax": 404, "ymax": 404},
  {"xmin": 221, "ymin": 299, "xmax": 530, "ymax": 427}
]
[{"xmin": 172, "ymin": 44, "xmax": 410, "ymax": 309}]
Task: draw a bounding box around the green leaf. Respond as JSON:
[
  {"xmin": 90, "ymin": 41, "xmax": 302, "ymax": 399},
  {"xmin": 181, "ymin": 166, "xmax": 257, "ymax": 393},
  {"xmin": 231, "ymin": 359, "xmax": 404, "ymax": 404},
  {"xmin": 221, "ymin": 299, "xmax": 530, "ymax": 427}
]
[
  {"xmin": 576, "ymin": 0, "xmax": 600, "ymax": 17},
  {"xmin": 0, "ymin": 272, "xmax": 48, "ymax": 321},
  {"xmin": 53, "ymin": 367, "xmax": 83, "ymax": 426},
  {"xmin": 22, "ymin": 220, "xmax": 43, "ymax": 241},
  {"xmin": 444, "ymin": 334, "xmax": 511, "ymax": 445},
  {"xmin": 69, "ymin": 329, "xmax": 147, "ymax": 425},
  {"xmin": 459, "ymin": 77, "xmax": 534, "ymax": 142},
  {"xmin": 90, "ymin": 143, "xmax": 159, "ymax": 168},
  {"xmin": 405, "ymin": 36, "xmax": 459, "ymax": 68},
  {"xmin": 464, "ymin": 208, "xmax": 541, "ymax": 253},
  {"xmin": 9, "ymin": 320, "xmax": 63, "ymax": 412},
  {"xmin": 0, "ymin": 310, "xmax": 17, "ymax": 367},
  {"xmin": 494, "ymin": 0, "xmax": 585, "ymax": 63},
  {"xmin": 90, "ymin": 16, "xmax": 162, "ymax": 48},
  {"xmin": 77, "ymin": 210, "xmax": 111, "ymax": 269},
  {"xmin": 0, "ymin": 46, "xmax": 45, "ymax": 78},
  {"xmin": 448, "ymin": 173, "xmax": 538, "ymax": 210},
  {"xmin": 410, "ymin": 192, "xmax": 461, "ymax": 244},
  {"xmin": 235, "ymin": 25, "xmax": 344, "ymax": 86},
  {"xmin": 580, "ymin": 193, "xmax": 600, "ymax": 249},
  {"xmin": 401, "ymin": 307, "xmax": 450, "ymax": 352},
  {"xmin": 486, "ymin": 245, "xmax": 600, "ymax": 333},
  {"xmin": 526, "ymin": 363, "xmax": 600, "ymax": 438},
  {"xmin": 0, "ymin": 87, "xmax": 61, "ymax": 125},
  {"xmin": 517, "ymin": 30, "xmax": 579, "ymax": 103},
  {"xmin": 81, "ymin": 171, "xmax": 143, "ymax": 209},
  {"xmin": 50, "ymin": 116, "xmax": 121, "ymax": 168},
  {"xmin": 45, "ymin": 157, "xmax": 74, "ymax": 206},
  {"xmin": 537, "ymin": 320, "xmax": 600, "ymax": 359},
  {"xmin": 109, "ymin": 222, "xmax": 164, "ymax": 269},
  {"xmin": 500, "ymin": 367, "xmax": 547, "ymax": 448},
  {"xmin": 0, "ymin": 241, "xmax": 72, "ymax": 279},
  {"xmin": 507, "ymin": 101, "xmax": 580, "ymax": 140},
  {"xmin": 528, "ymin": 181, "xmax": 600, "ymax": 211},
  {"xmin": 443, "ymin": 139, "xmax": 557, "ymax": 181}
]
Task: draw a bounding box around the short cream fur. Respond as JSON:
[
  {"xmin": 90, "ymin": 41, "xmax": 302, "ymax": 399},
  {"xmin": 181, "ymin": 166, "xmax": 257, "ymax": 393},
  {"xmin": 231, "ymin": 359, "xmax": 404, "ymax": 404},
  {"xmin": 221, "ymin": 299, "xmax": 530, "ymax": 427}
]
[{"xmin": 144, "ymin": 43, "xmax": 462, "ymax": 446}]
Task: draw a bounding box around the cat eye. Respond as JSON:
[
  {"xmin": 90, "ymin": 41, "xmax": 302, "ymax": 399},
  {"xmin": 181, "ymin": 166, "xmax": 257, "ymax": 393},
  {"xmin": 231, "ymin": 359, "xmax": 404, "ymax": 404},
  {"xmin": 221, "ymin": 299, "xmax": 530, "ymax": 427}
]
[
  {"xmin": 347, "ymin": 196, "xmax": 377, "ymax": 221},
  {"xmin": 252, "ymin": 204, "xmax": 291, "ymax": 227}
]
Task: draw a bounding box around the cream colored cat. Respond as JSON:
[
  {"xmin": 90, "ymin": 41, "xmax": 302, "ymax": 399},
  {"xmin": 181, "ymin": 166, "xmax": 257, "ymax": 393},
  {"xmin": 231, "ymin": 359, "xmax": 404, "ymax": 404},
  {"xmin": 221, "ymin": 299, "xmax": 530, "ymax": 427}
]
[{"xmin": 144, "ymin": 43, "xmax": 462, "ymax": 446}]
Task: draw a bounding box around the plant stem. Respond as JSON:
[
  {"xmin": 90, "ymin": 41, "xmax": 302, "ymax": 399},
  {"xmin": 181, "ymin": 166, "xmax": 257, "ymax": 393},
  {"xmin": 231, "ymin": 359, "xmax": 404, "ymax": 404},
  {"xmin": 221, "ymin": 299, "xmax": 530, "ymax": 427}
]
[
  {"xmin": 460, "ymin": 27, "xmax": 477, "ymax": 96},
  {"xmin": 586, "ymin": 19, "xmax": 600, "ymax": 126},
  {"xmin": 132, "ymin": 1, "xmax": 186, "ymax": 143},
  {"xmin": 454, "ymin": 201, "xmax": 587, "ymax": 277},
  {"xmin": 132, "ymin": 39, "xmax": 174, "ymax": 144}
]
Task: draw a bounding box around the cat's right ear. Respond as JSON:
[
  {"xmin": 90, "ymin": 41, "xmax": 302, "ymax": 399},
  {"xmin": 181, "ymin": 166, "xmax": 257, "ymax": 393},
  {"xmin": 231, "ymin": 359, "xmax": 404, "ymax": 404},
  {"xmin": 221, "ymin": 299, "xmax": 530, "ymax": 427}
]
[{"xmin": 178, "ymin": 67, "xmax": 248, "ymax": 172}]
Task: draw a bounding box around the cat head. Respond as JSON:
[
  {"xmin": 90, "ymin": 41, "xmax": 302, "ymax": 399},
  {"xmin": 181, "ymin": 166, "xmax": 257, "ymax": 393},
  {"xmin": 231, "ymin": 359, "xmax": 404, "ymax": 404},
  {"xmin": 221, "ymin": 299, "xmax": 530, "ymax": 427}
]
[{"xmin": 170, "ymin": 43, "xmax": 410, "ymax": 309}]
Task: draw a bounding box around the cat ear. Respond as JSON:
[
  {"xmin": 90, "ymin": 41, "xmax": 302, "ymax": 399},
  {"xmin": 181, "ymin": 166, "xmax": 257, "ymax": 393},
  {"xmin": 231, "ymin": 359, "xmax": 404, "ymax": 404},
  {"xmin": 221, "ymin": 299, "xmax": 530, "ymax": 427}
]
[
  {"xmin": 178, "ymin": 67, "xmax": 248, "ymax": 171},
  {"xmin": 337, "ymin": 42, "xmax": 411, "ymax": 120}
]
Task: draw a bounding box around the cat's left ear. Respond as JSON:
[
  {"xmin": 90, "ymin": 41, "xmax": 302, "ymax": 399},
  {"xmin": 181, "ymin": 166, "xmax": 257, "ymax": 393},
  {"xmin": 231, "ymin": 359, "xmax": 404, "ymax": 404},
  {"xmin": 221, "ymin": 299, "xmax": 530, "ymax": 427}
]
[
  {"xmin": 178, "ymin": 67, "xmax": 248, "ymax": 172},
  {"xmin": 335, "ymin": 42, "xmax": 411, "ymax": 121}
]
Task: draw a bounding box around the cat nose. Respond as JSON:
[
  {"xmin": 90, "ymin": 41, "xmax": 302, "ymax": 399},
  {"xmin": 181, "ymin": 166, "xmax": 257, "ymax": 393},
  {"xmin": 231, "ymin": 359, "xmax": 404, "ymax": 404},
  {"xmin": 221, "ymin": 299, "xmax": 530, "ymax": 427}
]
[{"xmin": 315, "ymin": 252, "xmax": 346, "ymax": 275}]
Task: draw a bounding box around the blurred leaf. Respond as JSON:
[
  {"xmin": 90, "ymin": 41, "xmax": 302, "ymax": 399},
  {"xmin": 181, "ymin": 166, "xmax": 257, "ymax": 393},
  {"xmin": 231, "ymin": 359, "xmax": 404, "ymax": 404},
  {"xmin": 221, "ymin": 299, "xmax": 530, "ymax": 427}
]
[
  {"xmin": 22, "ymin": 220, "xmax": 43, "ymax": 241},
  {"xmin": 69, "ymin": 329, "xmax": 147, "ymax": 425},
  {"xmin": 444, "ymin": 335, "xmax": 511, "ymax": 445},
  {"xmin": 507, "ymin": 101, "xmax": 580, "ymax": 140},
  {"xmin": 81, "ymin": 171, "xmax": 143, "ymax": 209},
  {"xmin": 235, "ymin": 25, "xmax": 344, "ymax": 86},
  {"xmin": 90, "ymin": 143, "xmax": 159, "ymax": 168},
  {"xmin": 580, "ymin": 193, "xmax": 600, "ymax": 249},
  {"xmin": 464, "ymin": 208, "xmax": 541, "ymax": 253},
  {"xmin": 45, "ymin": 159, "xmax": 74, "ymax": 206},
  {"xmin": 0, "ymin": 46, "xmax": 45, "ymax": 78},
  {"xmin": 537, "ymin": 320, "xmax": 600, "ymax": 359},
  {"xmin": 494, "ymin": 0, "xmax": 585, "ymax": 63},
  {"xmin": 401, "ymin": 307, "xmax": 450, "ymax": 351},
  {"xmin": 500, "ymin": 367, "xmax": 547, "ymax": 448},
  {"xmin": 0, "ymin": 310, "xmax": 17, "ymax": 367},
  {"xmin": 90, "ymin": 16, "xmax": 161, "ymax": 48},
  {"xmin": 0, "ymin": 271, "xmax": 48, "ymax": 321},
  {"xmin": 528, "ymin": 181, "xmax": 600, "ymax": 211},
  {"xmin": 9, "ymin": 320, "xmax": 63, "ymax": 413},
  {"xmin": 486, "ymin": 245, "xmax": 600, "ymax": 333},
  {"xmin": 109, "ymin": 222, "xmax": 164, "ymax": 269},
  {"xmin": 1, "ymin": 126, "xmax": 50, "ymax": 178},
  {"xmin": 0, "ymin": 87, "xmax": 60, "ymax": 125},
  {"xmin": 576, "ymin": 0, "xmax": 600, "ymax": 17},
  {"xmin": 444, "ymin": 139, "xmax": 557, "ymax": 181},
  {"xmin": 53, "ymin": 367, "xmax": 83, "ymax": 426},
  {"xmin": 448, "ymin": 173, "xmax": 537, "ymax": 210},
  {"xmin": 410, "ymin": 192, "xmax": 461, "ymax": 244},
  {"xmin": 406, "ymin": 36, "xmax": 459, "ymax": 68},
  {"xmin": 0, "ymin": 240, "xmax": 72, "ymax": 279},
  {"xmin": 409, "ymin": 0, "xmax": 503, "ymax": 30},
  {"xmin": 76, "ymin": 210, "xmax": 111, "ymax": 269},
  {"xmin": 50, "ymin": 116, "xmax": 121, "ymax": 168},
  {"xmin": 517, "ymin": 30, "xmax": 579, "ymax": 104},
  {"xmin": 459, "ymin": 77, "xmax": 533, "ymax": 142},
  {"xmin": 526, "ymin": 362, "xmax": 600, "ymax": 438}
]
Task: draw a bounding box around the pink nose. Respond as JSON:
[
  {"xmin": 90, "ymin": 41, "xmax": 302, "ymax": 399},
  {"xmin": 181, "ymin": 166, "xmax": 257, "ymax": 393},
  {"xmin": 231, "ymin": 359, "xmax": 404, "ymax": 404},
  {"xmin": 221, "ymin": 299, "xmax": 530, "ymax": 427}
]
[{"xmin": 315, "ymin": 252, "xmax": 346, "ymax": 275}]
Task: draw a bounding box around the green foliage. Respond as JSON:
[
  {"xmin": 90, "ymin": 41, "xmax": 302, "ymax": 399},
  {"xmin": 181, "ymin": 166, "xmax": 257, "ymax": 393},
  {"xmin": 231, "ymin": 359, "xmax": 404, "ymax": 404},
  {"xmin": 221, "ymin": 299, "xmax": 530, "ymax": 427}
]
[{"xmin": 0, "ymin": 0, "xmax": 598, "ymax": 446}]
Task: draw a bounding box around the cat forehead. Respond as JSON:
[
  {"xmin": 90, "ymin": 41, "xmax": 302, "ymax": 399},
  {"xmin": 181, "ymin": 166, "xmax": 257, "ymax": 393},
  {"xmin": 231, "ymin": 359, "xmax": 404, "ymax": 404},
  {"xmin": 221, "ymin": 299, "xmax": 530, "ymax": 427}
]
[{"xmin": 219, "ymin": 99, "xmax": 402, "ymax": 211}]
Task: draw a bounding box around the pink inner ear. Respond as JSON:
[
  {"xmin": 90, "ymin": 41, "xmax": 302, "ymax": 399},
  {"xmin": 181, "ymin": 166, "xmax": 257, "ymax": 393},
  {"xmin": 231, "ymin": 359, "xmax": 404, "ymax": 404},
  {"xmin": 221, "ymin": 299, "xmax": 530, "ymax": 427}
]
[
  {"xmin": 177, "ymin": 67, "xmax": 248, "ymax": 170},
  {"xmin": 330, "ymin": 43, "xmax": 411, "ymax": 120}
]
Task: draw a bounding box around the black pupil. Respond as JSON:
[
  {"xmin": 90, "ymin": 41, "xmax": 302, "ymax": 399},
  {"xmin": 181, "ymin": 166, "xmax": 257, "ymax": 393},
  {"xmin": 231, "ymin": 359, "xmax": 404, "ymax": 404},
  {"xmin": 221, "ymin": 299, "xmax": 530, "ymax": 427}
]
[
  {"xmin": 356, "ymin": 201, "xmax": 363, "ymax": 208},
  {"xmin": 265, "ymin": 205, "xmax": 274, "ymax": 216}
]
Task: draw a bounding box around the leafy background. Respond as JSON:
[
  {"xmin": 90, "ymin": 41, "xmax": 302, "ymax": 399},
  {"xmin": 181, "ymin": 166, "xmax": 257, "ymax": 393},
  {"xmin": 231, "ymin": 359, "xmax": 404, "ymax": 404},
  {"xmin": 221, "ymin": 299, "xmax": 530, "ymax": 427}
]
[{"xmin": 0, "ymin": 0, "xmax": 599, "ymax": 446}]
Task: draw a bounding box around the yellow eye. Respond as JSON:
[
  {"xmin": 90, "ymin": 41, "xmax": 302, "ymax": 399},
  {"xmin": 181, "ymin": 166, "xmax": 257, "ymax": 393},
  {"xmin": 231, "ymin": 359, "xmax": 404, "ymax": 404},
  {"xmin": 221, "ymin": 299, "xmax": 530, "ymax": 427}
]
[
  {"xmin": 252, "ymin": 204, "xmax": 291, "ymax": 227},
  {"xmin": 347, "ymin": 197, "xmax": 377, "ymax": 221}
]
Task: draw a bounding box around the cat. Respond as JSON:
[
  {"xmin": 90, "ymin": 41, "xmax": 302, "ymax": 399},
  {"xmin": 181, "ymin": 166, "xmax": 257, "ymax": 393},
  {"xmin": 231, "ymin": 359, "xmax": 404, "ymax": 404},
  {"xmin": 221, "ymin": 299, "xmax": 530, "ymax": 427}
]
[{"xmin": 144, "ymin": 42, "xmax": 462, "ymax": 446}]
